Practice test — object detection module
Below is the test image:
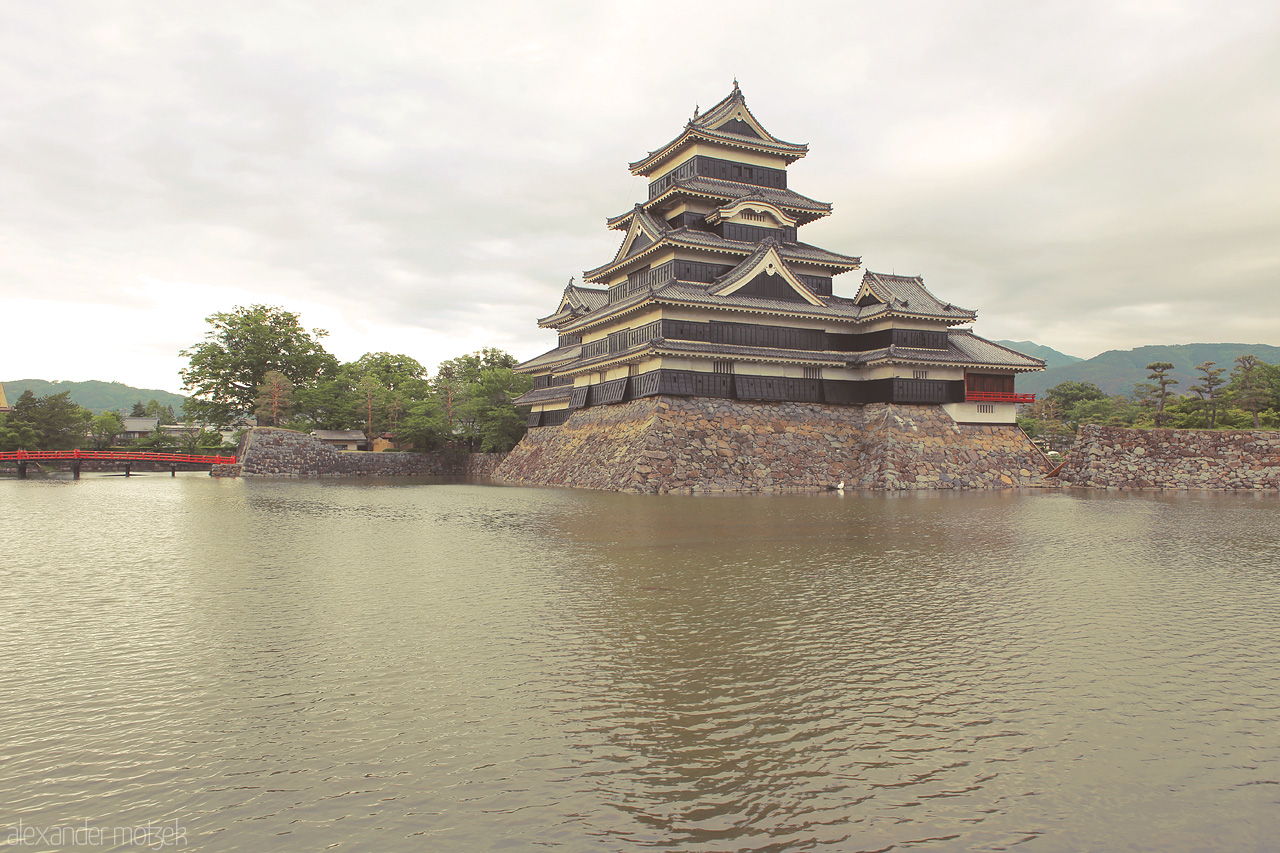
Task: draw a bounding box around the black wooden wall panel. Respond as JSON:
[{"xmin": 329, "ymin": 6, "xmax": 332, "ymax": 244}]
[
  {"xmin": 658, "ymin": 370, "xmax": 735, "ymax": 398},
  {"xmin": 796, "ymin": 274, "xmax": 832, "ymax": 296},
  {"xmin": 892, "ymin": 378, "xmax": 965, "ymax": 404},
  {"xmin": 719, "ymin": 222, "xmax": 797, "ymax": 244},
  {"xmin": 660, "ymin": 319, "xmax": 826, "ymax": 350},
  {"xmin": 588, "ymin": 378, "xmax": 628, "ymax": 406},
  {"xmin": 730, "ymin": 271, "xmax": 808, "ymax": 302},
  {"xmin": 892, "ymin": 329, "xmax": 949, "ymax": 350},
  {"xmin": 828, "ymin": 329, "xmax": 892, "ymax": 352},
  {"xmin": 533, "ymin": 373, "xmax": 575, "ymax": 390},
  {"xmin": 735, "ymin": 375, "xmax": 822, "ymax": 402},
  {"xmin": 826, "ymin": 329, "xmax": 948, "ymax": 353},
  {"xmin": 630, "ymin": 371, "xmax": 662, "ymax": 398},
  {"xmin": 648, "ymin": 155, "xmax": 788, "ymax": 198}
]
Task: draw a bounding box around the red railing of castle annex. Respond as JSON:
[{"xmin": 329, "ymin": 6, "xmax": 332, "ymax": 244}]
[{"xmin": 965, "ymin": 391, "xmax": 1036, "ymax": 404}]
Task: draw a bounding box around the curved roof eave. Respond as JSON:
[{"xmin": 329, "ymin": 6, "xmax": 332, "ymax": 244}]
[{"xmin": 628, "ymin": 127, "xmax": 808, "ymax": 176}]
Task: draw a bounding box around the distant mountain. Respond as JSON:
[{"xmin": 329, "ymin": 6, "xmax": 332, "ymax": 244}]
[
  {"xmin": 1014, "ymin": 344, "xmax": 1280, "ymax": 397},
  {"xmin": 1, "ymin": 379, "xmax": 187, "ymax": 415},
  {"xmin": 993, "ymin": 341, "xmax": 1084, "ymax": 370}
]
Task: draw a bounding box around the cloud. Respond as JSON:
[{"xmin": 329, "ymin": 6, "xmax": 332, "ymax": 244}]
[{"xmin": 1, "ymin": 1, "xmax": 1278, "ymax": 390}]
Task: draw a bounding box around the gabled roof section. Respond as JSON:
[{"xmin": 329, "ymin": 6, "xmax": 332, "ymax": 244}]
[
  {"xmin": 610, "ymin": 205, "xmax": 668, "ymax": 265},
  {"xmin": 514, "ymin": 342, "xmax": 582, "ymax": 374},
  {"xmin": 697, "ymin": 81, "xmax": 789, "ymax": 144},
  {"xmin": 607, "ymin": 178, "xmax": 832, "ymax": 230},
  {"xmin": 629, "ymin": 82, "xmax": 809, "ymax": 176},
  {"xmin": 538, "ymin": 279, "xmax": 609, "ymax": 327},
  {"xmin": 710, "ymin": 240, "xmax": 823, "ymax": 306},
  {"xmin": 947, "ymin": 330, "xmax": 1046, "ymax": 370},
  {"xmin": 851, "ymin": 330, "xmax": 1046, "ymax": 372},
  {"xmin": 704, "ymin": 195, "xmax": 798, "ymax": 228},
  {"xmin": 583, "ymin": 226, "xmax": 861, "ymax": 283},
  {"xmin": 854, "ymin": 271, "xmax": 977, "ymax": 323}
]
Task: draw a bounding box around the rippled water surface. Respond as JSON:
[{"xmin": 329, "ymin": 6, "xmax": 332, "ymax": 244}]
[{"xmin": 2, "ymin": 474, "xmax": 1279, "ymax": 851}]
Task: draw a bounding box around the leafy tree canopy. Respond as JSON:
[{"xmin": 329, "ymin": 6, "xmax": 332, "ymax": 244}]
[
  {"xmin": 352, "ymin": 352, "xmax": 430, "ymax": 394},
  {"xmin": 181, "ymin": 305, "xmax": 337, "ymax": 426},
  {"xmin": 1044, "ymin": 381, "xmax": 1107, "ymax": 413},
  {"xmin": 90, "ymin": 411, "xmax": 126, "ymax": 449},
  {"xmin": 5, "ymin": 390, "xmax": 93, "ymax": 450},
  {"xmin": 0, "ymin": 413, "xmax": 39, "ymax": 452}
]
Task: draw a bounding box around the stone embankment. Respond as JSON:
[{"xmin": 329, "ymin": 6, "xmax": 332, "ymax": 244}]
[
  {"xmin": 495, "ymin": 397, "xmax": 1050, "ymax": 493},
  {"xmin": 1059, "ymin": 424, "xmax": 1280, "ymax": 490},
  {"xmin": 212, "ymin": 428, "xmax": 506, "ymax": 478}
]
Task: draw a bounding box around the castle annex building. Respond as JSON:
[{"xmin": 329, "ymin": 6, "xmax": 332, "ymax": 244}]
[{"xmin": 513, "ymin": 83, "xmax": 1043, "ymax": 427}]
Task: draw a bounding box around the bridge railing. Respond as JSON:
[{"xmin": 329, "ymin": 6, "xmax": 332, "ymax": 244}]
[{"xmin": 0, "ymin": 450, "xmax": 237, "ymax": 464}]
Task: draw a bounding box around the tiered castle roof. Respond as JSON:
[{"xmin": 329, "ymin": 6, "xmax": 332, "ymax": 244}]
[{"xmin": 515, "ymin": 83, "xmax": 1043, "ymax": 412}]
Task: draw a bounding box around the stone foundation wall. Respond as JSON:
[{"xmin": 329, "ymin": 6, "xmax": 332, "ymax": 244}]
[
  {"xmin": 1059, "ymin": 424, "xmax": 1280, "ymax": 490},
  {"xmin": 494, "ymin": 397, "xmax": 1050, "ymax": 493},
  {"xmin": 211, "ymin": 428, "xmax": 506, "ymax": 478}
]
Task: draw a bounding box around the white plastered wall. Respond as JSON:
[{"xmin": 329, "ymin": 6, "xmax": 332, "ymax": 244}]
[{"xmin": 942, "ymin": 402, "xmax": 1018, "ymax": 425}]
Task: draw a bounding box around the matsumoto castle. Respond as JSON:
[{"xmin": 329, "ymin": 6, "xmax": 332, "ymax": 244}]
[{"xmin": 513, "ymin": 83, "xmax": 1042, "ymax": 426}]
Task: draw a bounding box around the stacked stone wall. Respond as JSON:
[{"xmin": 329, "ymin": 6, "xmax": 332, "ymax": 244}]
[
  {"xmin": 1060, "ymin": 424, "xmax": 1280, "ymax": 490},
  {"xmin": 211, "ymin": 428, "xmax": 506, "ymax": 478},
  {"xmin": 495, "ymin": 397, "xmax": 1050, "ymax": 493}
]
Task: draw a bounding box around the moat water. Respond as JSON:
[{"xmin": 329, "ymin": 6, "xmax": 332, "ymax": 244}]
[{"xmin": 2, "ymin": 474, "xmax": 1278, "ymax": 852}]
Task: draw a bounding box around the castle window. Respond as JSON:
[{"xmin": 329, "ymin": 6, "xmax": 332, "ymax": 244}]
[
  {"xmin": 713, "ymin": 360, "xmax": 734, "ymax": 374},
  {"xmin": 977, "ymin": 403, "xmax": 994, "ymax": 414},
  {"xmin": 804, "ymin": 367, "xmax": 820, "ymax": 380},
  {"xmin": 913, "ymin": 369, "xmax": 929, "ymax": 380}
]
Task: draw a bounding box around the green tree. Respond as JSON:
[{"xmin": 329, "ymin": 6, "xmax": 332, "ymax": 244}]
[
  {"xmin": 398, "ymin": 400, "xmax": 451, "ymax": 451},
  {"xmin": 356, "ymin": 374, "xmax": 385, "ymax": 441},
  {"xmin": 458, "ymin": 367, "xmax": 533, "ymax": 452},
  {"xmin": 89, "ymin": 411, "xmax": 126, "ymax": 449},
  {"xmin": 1188, "ymin": 361, "xmax": 1227, "ymax": 428},
  {"xmin": 254, "ymin": 370, "xmax": 294, "ymax": 427},
  {"xmin": 351, "ymin": 352, "xmax": 430, "ymax": 395},
  {"xmin": 135, "ymin": 424, "xmax": 178, "ymax": 451},
  {"xmin": 1142, "ymin": 362, "xmax": 1178, "ymax": 427},
  {"xmin": 178, "ymin": 428, "xmax": 227, "ymax": 455},
  {"xmin": 1229, "ymin": 354, "xmax": 1271, "ymax": 428},
  {"xmin": 0, "ymin": 413, "xmax": 39, "ymax": 451},
  {"xmin": 9, "ymin": 390, "xmax": 93, "ymax": 450},
  {"xmin": 180, "ymin": 305, "xmax": 338, "ymax": 426},
  {"xmin": 1045, "ymin": 381, "xmax": 1107, "ymax": 415},
  {"xmin": 433, "ymin": 348, "xmax": 518, "ymax": 430},
  {"xmin": 288, "ymin": 354, "xmax": 432, "ymax": 434},
  {"xmin": 130, "ymin": 402, "xmax": 147, "ymax": 417}
]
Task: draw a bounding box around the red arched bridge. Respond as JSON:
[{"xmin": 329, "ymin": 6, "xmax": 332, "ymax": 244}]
[{"xmin": 0, "ymin": 449, "xmax": 237, "ymax": 479}]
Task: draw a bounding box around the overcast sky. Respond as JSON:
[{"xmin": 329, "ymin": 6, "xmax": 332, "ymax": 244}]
[{"xmin": 3, "ymin": 1, "xmax": 1278, "ymax": 392}]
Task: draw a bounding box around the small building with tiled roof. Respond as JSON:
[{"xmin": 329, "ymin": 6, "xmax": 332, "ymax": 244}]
[
  {"xmin": 311, "ymin": 429, "xmax": 368, "ymax": 451},
  {"xmin": 514, "ymin": 83, "xmax": 1042, "ymax": 428}
]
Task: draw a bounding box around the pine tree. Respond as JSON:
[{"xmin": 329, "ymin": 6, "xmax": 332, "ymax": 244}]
[
  {"xmin": 1188, "ymin": 361, "xmax": 1227, "ymax": 428},
  {"xmin": 1145, "ymin": 362, "xmax": 1178, "ymax": 428}
]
